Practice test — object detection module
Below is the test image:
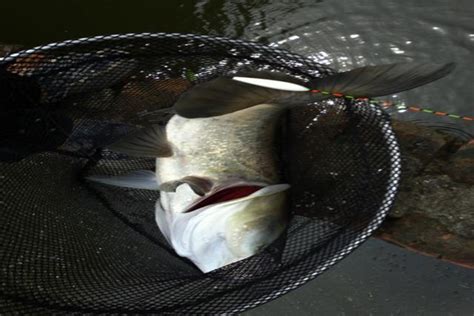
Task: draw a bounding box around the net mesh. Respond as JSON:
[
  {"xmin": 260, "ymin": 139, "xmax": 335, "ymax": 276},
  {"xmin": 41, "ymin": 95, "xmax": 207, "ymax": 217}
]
[{"xmin": 0, "ymin": 33, "xmax": 401, "ymax": 314}]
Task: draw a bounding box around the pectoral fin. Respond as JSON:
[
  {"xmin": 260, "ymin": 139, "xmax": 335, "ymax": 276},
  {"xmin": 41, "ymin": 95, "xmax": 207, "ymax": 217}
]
[
  {"xmin": 86, "ymin": 170, "xmax": 159, "ymax": 190},
  {"xmin": 107, "ymin": 125, "xmax": 173, "ymax": 157},
  {"xmin": 160, "ymin": 176, "xmax": 214, "ymax": 196},
  {"xmin": 174, "ymin": 71, "xmax": 311, "ymax": 118},
  {"xmin": 309, "ymin": 62, "xmax": 455, "ymax": 98}
]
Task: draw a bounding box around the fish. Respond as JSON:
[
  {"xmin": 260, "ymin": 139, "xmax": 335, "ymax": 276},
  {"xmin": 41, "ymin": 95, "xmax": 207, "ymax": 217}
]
[{"xmin": 87, "ymin": 62, "xmax": 455, "ymax": 272}]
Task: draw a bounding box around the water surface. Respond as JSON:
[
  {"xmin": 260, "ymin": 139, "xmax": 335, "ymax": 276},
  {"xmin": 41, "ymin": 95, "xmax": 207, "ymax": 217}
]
[{"xmin": 1, "ymin": 0, "xmax": 472, "ymax": 136}]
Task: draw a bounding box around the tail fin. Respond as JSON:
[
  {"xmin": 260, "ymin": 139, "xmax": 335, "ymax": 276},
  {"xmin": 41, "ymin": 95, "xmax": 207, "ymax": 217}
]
[
  {"xmin": 174, "ymin": 63, "xmax": 455, "ymax": 118},
  {"xmin": 309, "ymin": 63, "xmax": 455, "ymax": 98}
]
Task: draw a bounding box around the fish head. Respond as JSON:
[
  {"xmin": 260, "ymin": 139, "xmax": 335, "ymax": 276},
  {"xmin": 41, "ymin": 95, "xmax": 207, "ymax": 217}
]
[
  {"xmin": 222, "ymin": 184, "xmax": 290, "ymax": 258},
  {"xmin": 155, "ymin": 182, "xmax": 290, "ymax": 272}
]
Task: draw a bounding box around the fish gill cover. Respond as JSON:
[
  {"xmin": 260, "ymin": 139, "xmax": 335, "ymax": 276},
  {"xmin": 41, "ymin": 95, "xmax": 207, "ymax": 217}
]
[{"xmin": 0, "ymin": 33, "xmax": 401, "ymax": 314}]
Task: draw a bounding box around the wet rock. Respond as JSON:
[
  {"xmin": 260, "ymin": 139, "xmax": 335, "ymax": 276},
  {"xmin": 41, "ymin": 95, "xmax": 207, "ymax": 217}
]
[
  {"xmin": 390, "ymin": 175, "xmax": 473, "ymax": 238},
  {"xmin": 376, "ymin": 120, "xmax": 474, "ymax": 268},
  {"xmin": 114, "ymin": 78, "xmax": 191, "ymax": 124},
  {"xmin": 377, "ymin": 215, "xmax": 474, "ymax": 268},
  {"xmin": 444, "ymin": 140, "xmax": 474, "ymax": 184},
  {"xmin": 390, "ymin": 120, "xmax": 463, "ymax": 178},
  {"xmin": 58, "ymin": 78, "xmax": 190, "ymax": 125}
]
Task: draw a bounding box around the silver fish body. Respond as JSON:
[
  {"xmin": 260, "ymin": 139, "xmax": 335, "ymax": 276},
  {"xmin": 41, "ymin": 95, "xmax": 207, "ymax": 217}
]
[
  {"xmin": 154, "ymin": 103, "xmax": 290, "ymax": 272},
  {"xmin": 157, "ymin": 103, "xmax": 284, "ymax": 189}
]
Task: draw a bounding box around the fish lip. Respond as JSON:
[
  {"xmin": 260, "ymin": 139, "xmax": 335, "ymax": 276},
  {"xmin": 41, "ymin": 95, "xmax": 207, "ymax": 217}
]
[{"xmin": 183, "ymin": 182, "xmax": 290, "ymax": 213}]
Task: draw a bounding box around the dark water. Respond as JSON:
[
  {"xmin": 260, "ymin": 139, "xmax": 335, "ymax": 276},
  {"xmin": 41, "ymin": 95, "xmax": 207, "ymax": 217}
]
[
  {"xmin": 1, "ymin": 0, "xmax": 472, "ymax": 135},
  {"xmin": 1, "ymin": 0, "xmax": 473, "ymax": 314}
]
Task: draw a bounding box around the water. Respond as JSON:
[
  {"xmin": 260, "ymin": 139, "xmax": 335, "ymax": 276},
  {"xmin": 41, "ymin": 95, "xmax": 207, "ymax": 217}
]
[
  {"xmin": 1, "ymin": 0, "xmax": 473, "ymax": 313},
  {"xmin": 1, "ymin": 0, "xmax": 472, "ymax": 135}
]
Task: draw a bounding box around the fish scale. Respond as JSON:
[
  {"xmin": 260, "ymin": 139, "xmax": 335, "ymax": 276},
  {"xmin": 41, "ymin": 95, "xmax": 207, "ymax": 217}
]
[{"xmin": 157, "ymin": 103, "xmax": 284, "ymax": 187}]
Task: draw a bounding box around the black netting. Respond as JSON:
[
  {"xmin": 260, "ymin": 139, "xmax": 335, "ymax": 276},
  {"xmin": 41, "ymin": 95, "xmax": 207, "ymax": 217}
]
[{"xmin": 0, "ymin": 33, "xmax": 401, "ymax": 314}]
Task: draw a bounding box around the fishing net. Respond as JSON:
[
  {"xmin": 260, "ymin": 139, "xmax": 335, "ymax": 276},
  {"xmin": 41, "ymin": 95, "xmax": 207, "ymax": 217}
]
[{"xmin": 0, "ymin": 33, "xmax": 401, "ymax": 314}]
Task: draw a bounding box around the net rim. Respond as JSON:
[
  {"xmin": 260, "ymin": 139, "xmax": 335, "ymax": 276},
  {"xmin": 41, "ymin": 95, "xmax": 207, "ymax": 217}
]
[
  {"xmin": 0, "ymin": 32, "xmax": 325, "ymax": 68},
  {"xmin": 0, "ymin": 32, "xmax": 402, "ymax": 313}
]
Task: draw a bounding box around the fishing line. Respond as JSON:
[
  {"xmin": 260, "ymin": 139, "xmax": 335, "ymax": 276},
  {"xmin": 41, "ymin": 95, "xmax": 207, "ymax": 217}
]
[{"xmin": 309, "ymin": 89, "xmax": 474, "ymax": 122}]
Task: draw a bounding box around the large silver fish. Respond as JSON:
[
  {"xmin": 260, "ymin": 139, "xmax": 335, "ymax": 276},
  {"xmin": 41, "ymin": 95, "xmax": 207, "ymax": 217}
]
[{"xmin": 88, "ymin": 62, "xmax": 454, "ymax": 272}]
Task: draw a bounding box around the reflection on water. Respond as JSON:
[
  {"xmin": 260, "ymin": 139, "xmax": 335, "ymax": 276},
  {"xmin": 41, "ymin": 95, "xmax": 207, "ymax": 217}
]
[
  {"xmin": 0, "ymin": 0, "xmax": 472, "ymax": 134},
  {"xmin": 236, "ymin": 0, "xmax": 474, "ymax": 135}
]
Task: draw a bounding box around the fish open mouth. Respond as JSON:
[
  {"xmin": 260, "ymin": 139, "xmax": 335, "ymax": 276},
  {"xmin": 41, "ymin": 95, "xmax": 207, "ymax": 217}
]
[{"xmin": 185, "ymin": 185, "xmax": 263, "ymax": 213}]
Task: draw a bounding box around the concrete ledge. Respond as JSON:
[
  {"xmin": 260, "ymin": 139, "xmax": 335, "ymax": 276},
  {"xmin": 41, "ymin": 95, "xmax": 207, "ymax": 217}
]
[{"xmin": 376, "ymin": 121, "xmax": 473, "ymax": 268}]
